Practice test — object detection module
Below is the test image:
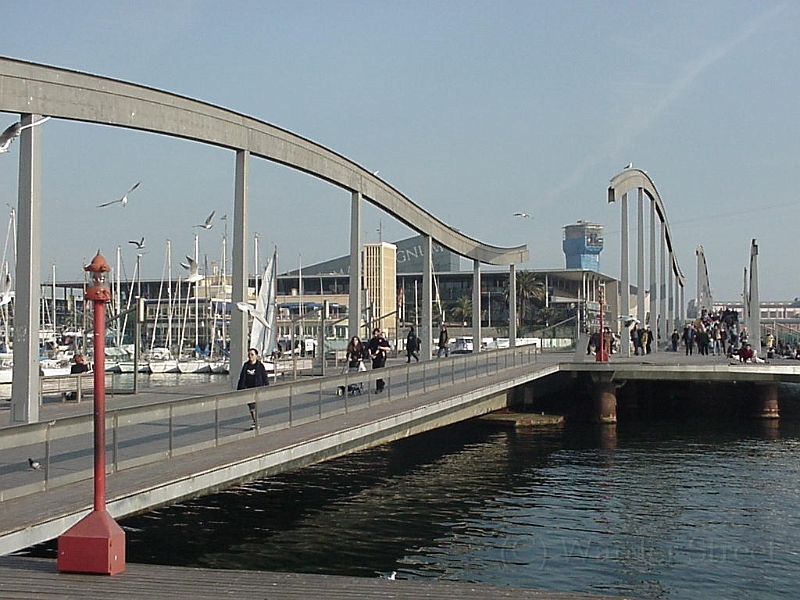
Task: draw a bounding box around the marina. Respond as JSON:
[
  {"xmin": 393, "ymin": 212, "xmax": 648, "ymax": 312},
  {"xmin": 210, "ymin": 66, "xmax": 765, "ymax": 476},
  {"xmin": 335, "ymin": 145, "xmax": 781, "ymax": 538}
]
[{"xmin": 2, "ymin": 42, "xmax": 800, "ymax": 600}]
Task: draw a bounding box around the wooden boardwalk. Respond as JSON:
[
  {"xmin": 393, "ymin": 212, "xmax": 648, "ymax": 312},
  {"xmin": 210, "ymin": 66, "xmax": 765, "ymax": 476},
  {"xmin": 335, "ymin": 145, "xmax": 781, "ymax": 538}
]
[{"xmin": 0, "ymin": 557, "xmax": 627, "ymax": 599}]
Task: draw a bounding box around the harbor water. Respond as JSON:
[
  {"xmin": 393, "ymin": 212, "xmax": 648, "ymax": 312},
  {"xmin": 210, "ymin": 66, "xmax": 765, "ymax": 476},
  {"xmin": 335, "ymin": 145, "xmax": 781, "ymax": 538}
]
[{"xmin": 23, "ymin": 383, "xmax": 800, "ymax": 599}]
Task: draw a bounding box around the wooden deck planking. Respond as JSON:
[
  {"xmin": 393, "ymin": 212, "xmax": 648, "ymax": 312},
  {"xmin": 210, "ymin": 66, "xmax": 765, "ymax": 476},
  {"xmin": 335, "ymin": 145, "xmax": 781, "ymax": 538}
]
[{"xmin": 0, "ymin": 557, "xmax": 626, "ymax": 600}]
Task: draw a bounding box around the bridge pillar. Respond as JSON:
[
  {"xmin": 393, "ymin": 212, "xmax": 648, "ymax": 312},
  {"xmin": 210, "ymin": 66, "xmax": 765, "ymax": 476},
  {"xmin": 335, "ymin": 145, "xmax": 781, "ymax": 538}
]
[
  {"xmin": 592, "ymin": 380, "xmax": 617, "ymax": 424},
  {"xmin": 751, "ymin": 383, "xmax": 779, "ymax": 419}
]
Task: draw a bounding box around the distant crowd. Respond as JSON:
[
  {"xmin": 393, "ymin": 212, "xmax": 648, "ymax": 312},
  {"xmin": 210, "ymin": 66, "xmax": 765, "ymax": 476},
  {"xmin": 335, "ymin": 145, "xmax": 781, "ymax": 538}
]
[{"xmin": 586, "ymin": 306, "xmax": 800, "ymax": 362}]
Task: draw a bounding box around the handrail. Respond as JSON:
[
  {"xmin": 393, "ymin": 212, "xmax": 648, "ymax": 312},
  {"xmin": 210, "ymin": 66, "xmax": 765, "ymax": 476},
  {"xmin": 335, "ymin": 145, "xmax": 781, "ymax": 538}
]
[{"xmin": 0, "ymin": 344, "xmax": 538, "ymax": 502}]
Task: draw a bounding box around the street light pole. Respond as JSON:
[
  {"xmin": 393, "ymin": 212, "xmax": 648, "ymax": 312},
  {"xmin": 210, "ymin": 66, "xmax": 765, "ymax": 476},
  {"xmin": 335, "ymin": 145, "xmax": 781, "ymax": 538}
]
[{"xmin": 58, "ymin": 252, "xmax": 126, "ymax": 575}]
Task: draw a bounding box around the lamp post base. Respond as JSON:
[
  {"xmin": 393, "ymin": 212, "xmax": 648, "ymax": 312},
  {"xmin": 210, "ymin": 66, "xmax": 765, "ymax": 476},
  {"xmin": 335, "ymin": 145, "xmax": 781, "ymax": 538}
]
[{"xmin": 58, "ymin": 509, "xmax": 126, "ymax": 575}]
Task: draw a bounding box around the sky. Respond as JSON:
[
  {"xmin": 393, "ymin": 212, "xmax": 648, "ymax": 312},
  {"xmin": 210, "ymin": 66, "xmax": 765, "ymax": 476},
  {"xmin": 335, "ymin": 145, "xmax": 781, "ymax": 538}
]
[{"xmin": 0, "ymin": 0, "xmax": 798, "ymax": 302}]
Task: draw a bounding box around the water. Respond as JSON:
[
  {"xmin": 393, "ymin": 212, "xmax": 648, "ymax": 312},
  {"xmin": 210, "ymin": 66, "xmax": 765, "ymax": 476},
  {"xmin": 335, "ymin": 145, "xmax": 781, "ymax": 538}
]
[{"xmin": 24, "ymin": 385, "xmax": 800, "ymax": 599}]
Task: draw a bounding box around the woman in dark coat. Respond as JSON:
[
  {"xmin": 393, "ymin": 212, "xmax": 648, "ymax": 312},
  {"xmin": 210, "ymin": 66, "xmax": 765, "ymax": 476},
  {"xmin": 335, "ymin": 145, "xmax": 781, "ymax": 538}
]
[{"xmin": 237, "ymin": 348, "xmax": 269, "ymax": 429}]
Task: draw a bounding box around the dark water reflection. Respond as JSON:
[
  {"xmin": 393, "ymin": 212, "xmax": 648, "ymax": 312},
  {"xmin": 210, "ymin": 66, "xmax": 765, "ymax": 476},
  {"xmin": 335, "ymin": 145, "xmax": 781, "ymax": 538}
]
[{"xmin": 26, "ymin": 384, "xmax": 800, "ymax": 599}]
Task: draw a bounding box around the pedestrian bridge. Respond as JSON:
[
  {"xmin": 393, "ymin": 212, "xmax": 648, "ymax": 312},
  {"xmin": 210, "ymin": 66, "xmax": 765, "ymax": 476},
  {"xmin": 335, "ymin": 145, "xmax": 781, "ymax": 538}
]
[{"xmin": 2, "ymin": 346, "xmax": 800, "ymax": 556}]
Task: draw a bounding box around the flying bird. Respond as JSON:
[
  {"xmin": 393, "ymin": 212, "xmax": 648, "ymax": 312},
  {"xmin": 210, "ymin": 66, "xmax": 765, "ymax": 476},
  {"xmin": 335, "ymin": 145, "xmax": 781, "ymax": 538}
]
[
  {"xmin": 624, "ymin": 162, "xmax": 633, "ymax": 169},
  {"xmin": 128, "ymin": 237, "xmax": 145, "ymax": 249},
  {"xmin": 0, "ymin": 116, "xmax": 52, "ymax": 154},
  {"xmin": 180, "ymin": 256, "xmax": 204, "ymax": 283},
  {"xmin": 236, "ymin": 301, "xmax": 270, "ymax": 327},
  {"xmin": 97, "ymin": 181, "xmax": 141, "ymax": 208},
  {"xmin": 0, "ymin": 271, "xmax": 12, "ymax": 306},
  {"xmin": 513, "ymin": 212, "xmax": 530, "ymax": 218},
  {"xmin": 194, "ymin": 210, "xmax": 215, "ymax": 230},
  {"xmin": 28, "ymin": 458, "xmax": 43, "ymax": 471}
]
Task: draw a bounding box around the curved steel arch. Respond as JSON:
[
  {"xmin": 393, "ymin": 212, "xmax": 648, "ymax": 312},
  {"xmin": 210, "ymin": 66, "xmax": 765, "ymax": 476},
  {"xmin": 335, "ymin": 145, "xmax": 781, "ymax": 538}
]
[
  {"xmin": 607, "ymin": 168, "xmax": 685, "ymax": 285},
  {"xmin": 0, "ymin": 56, "xmax": 527, "ymax": 266}
]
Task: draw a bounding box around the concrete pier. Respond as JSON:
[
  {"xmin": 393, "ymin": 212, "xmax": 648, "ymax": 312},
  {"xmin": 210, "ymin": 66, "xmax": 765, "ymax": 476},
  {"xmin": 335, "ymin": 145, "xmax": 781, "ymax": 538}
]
[
  {"xmin": 592, "ymin": 381, "xmax": 617, "ymax": 424},
  {"xmin": 751, "ymin": 382, "xmax": 780, "ymax": 419}
]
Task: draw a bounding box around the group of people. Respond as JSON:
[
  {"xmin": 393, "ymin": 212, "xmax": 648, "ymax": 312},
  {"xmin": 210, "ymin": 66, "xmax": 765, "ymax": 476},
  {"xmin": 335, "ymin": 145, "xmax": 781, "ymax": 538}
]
[
  {"xmin": 586, "ymin": 327, "xmax": 614, "ymax": 356},
  {"xmin": 673, "ymin": 308, "xmax": 743, "ymax": 357},
  {"xmin": 237, "ymin": 324, "xmax": 458, "ymax": 428},
  {"xmin": 345, "ymin": 328, "xmax": 392, "ymax": 393},
  {"xmin": 629, "ymin": 323, "xmax": 654, "ymax": 355}
]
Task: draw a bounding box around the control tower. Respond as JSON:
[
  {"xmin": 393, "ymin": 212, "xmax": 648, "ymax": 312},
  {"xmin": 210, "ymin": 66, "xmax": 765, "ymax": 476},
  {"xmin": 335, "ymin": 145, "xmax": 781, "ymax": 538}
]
[{"xmin": 562, "ymin": 221, "xmax": 603, "ymax": 271}]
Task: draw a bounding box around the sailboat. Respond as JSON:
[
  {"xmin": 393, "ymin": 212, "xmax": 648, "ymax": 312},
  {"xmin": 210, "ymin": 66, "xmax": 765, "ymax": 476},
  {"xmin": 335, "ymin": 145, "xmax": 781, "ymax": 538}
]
[
  {"xmin": 177, "ymin": 234, "xmax": 210, "ymax": 374},
  {"xmin": 145, "ymin": 241, "xmax": 179, "ymax": 374},
  {"xmin": 239, "ymin": 249, "xmax": 278, "ymax": 378}
]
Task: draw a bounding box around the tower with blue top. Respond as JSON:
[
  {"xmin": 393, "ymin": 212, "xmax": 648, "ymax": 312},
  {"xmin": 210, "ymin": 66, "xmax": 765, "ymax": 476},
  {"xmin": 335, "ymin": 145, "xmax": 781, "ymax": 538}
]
[{"xmin": 563, "ymin": 221, "xmax": 603, "ymax": 271}]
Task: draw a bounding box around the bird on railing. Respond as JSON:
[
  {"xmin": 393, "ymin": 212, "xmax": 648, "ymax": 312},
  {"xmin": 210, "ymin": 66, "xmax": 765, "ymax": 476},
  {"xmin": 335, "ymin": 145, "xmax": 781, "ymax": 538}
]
[
  {"xmin": 0, "ymin": 116, "xmax": 51, "ymax": 154},
  {"xmin": 28, "ymin": 458, "xmax": 43, "ymax": 471}
]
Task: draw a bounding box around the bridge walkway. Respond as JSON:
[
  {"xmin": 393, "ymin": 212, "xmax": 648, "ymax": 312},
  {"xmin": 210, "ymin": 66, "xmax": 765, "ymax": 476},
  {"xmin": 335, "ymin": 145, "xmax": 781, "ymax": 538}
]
[{"xmin": 0, "ymin": 350, "xmax": 556, "ymax": 555}]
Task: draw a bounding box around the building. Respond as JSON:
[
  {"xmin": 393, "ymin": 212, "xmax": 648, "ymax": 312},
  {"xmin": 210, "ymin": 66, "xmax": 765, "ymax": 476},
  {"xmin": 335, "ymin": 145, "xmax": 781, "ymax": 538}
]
[
  {"xmin": 363, "ymin": 242, "xmax": 397, "ymax": 338},
  {"xmin": 562, "ymin": 221, "xmax": 603, "ymax": 271}
]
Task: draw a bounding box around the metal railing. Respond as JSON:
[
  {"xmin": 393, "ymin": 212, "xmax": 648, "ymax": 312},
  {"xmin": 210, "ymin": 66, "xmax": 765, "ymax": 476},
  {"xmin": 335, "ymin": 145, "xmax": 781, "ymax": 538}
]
[{"xmin": 0, "ymin": 344, "xmax": 538, "ymax": 502}]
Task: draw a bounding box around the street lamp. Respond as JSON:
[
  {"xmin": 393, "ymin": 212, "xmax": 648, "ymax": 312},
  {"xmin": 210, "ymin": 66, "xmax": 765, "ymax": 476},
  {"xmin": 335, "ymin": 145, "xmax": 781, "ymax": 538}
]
[
  {"xmin": 596, "ymin": 284, "xmax": 609, "ymax": 362},
  {"xmin": 58, "ymin": 251, "xmax": 126, "ymax": 575}
]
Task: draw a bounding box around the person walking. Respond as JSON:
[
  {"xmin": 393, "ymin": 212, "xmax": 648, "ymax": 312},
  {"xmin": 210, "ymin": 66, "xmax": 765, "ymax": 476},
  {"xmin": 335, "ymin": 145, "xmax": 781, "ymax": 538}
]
[
  {"xmin": 630, "ymin": 324, "xmax": 641, "ymax": 356},
  {"xmin": 437, "ymin": 325, "xmax": 450, "ymax": 358},
  {"xmin": 237, "ymin": 348, "xmax": 269, "ymax": 429},
  {"xmin": 367, "ymin": 328, "xmax": 391, "ymax": 392},
  {"xmin": 682, "ymin": 323, "xmax": 695, "ymax": 356},
  {"xmin": 406, "ymin": 326, "xmax": 420, "ymax": 362},
  {"xmin": 346, "ymin": 336, "xmax": 366, "ymax": 368}
]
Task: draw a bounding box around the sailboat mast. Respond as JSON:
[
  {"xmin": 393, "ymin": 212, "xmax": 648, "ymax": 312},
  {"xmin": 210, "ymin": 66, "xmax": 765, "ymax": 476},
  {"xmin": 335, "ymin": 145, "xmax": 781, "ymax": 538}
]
[
  {"xmin": 194, "ymin": 233, "xmax": 199, "ymax": 350},
  {"xmin": 167, "ymin": 240, "xmax": 173, "ymax": 353},
  {"xmin": 115, "ymin": 246, "xmax": 121, "ymax": 346}
]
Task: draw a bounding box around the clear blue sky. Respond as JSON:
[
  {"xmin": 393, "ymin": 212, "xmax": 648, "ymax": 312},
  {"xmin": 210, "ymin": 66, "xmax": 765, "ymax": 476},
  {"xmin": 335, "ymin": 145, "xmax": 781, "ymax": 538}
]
[{"xmin": 0, "ymin": 0, "xmax": 797, "ymax": 302}]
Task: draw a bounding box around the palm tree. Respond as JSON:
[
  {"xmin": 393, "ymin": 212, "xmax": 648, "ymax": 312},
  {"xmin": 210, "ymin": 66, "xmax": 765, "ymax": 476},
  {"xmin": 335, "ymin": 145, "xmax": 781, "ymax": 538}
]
[
  {"xmin": 504, "ymin": 271, "xmax": 546, "ymax": 329},
  {"xmin": 451, "ymin": 296, "xmax": 473, "ymax": 326}
]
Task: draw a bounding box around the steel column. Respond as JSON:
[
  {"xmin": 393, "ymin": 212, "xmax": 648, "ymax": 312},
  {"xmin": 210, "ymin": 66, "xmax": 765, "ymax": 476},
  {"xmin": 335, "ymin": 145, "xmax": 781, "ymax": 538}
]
[
  {"xmin": 229, "ymin": 150, "xmax": 249, "ymax": 388},
  {"xmin": 11, "ymin": 114, "xmax": 42, "ymax": 423},
  {"xmin": 348, "ymin": 191, "xmax": 362, "ymax": 340}
]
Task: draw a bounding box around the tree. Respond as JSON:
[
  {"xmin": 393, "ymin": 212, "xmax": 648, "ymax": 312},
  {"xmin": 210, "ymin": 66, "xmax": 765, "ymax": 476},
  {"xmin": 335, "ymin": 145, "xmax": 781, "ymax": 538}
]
[
  {"xmin": 451, "ymin": 296, "xmax": 473, "ymax": 326},
  {"xmin": 504, "ymin": 270, "xmax": 546, "ymax": 329}
]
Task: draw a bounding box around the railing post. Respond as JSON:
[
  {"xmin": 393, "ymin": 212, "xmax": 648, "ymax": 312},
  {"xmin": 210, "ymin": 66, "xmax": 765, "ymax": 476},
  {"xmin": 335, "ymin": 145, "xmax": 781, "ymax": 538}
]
[
  {"xmin": 214, "ymin": 397, "xmax": 220, "ymax": 446},
  {"xmin": 288, "ymin": 386, "xmax": 293, "ymax": 426},
  {"xmin": 168, "ymin": 404, "xmax": 174, "ymax": 458},
  {"xmin": 44, "ymin": 421, "xmax": 52, "ymax": 489},
  {"xmin": 112, "ymin": 412, "xmax": 118, "ymax": 473}
]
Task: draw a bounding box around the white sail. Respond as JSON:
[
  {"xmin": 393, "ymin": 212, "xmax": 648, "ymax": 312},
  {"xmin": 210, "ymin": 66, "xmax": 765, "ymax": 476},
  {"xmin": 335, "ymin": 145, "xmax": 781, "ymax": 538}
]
[{"xmin": 250, "ymin": 251, "xmax": 277, "ymax": 357}]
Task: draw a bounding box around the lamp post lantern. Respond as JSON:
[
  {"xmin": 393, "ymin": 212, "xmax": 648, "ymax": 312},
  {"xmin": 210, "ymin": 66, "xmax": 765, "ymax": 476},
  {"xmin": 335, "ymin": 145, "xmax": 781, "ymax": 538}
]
[
  {"xmin": 596, "ymin": 285, "xmax": 609, "ymax": 362},
  {"xmin": 58, "ymin": 251, "xmax": 126, "ymax": 575}
]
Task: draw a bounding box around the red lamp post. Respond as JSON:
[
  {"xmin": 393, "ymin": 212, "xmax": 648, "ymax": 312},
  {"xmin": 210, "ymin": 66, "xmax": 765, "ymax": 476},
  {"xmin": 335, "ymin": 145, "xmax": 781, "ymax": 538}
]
[
  {"xmin": 596, "ymin": 285, "xmax": 609, "ymax": 362},
  {"xmin": 58, "ymin": 252, "xmax": 126, "ymax": 575}
]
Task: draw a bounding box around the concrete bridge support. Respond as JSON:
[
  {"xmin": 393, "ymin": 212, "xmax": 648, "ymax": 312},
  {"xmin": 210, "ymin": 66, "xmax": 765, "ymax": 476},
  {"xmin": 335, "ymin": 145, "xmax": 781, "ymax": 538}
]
[
  {"xmin": 592, "ymin": 380, "xmax": 618, "ymax": 424},
  {"xmin": 751, "ymin": 383, "xmax": 779, "ymax": 419}
]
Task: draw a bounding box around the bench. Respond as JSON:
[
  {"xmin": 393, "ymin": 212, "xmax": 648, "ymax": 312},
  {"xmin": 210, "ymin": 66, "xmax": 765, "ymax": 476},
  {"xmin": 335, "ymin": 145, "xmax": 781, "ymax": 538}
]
[{"xmin": 38, "ymin": 372, "xmax": 114, "ymax": 404}]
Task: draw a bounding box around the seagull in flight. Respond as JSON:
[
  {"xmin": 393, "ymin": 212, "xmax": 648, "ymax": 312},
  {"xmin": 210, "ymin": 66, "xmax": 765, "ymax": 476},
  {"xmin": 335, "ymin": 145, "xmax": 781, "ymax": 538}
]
[
  {"xmin": 180, "ymin": 256, "xmax": 204, "ymax": 283},
  {"xmin": 236, "ymin": 301, "xmax": 270, "ymax": 327},
  {"xmin": 513, "ymin": 212, "xmax": 531, "ymax": 218},
  {"xmin": 28, "ymin": 458, "xmax": 43, "ymax": 471},
  {"xmin": 0, "ymin": 116, "xmax": 52, "ymax": 154},
  {"xmin": 0, "ymin": 271, "xmax": 12, "ymax": 306},
  {"xmin": 97, "ymin": 181, "xmax": 141, "ymax": 208},
  {"xmin": 624, "ymin": 162, "xmax": 633, "ymax": 169},
  {"xmin": 194, "ymin": 210, "xmax": 215, "ymax": 230},
  {"xmin": 128, "ymin": 237, "xmax": 146, "ymax": 249}
]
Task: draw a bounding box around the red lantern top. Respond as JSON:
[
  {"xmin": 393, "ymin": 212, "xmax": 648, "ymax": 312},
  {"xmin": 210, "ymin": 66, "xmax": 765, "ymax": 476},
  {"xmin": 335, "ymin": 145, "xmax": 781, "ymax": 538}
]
[{"xmin": 85, "ymin": 251, "xmax": 111, "ymax": 302}]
